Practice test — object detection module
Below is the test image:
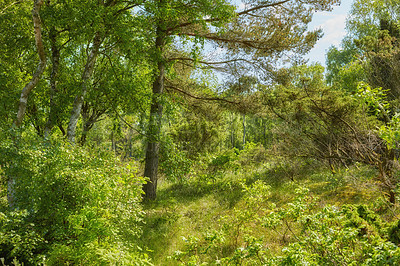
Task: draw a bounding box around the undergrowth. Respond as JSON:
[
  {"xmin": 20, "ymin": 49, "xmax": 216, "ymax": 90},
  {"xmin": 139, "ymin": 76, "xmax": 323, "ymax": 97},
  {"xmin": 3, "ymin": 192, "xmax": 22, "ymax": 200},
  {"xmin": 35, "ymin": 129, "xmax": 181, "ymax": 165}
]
[{"xmin": 139, "ymin": 144, "xmax": 394, "ymax": 265}]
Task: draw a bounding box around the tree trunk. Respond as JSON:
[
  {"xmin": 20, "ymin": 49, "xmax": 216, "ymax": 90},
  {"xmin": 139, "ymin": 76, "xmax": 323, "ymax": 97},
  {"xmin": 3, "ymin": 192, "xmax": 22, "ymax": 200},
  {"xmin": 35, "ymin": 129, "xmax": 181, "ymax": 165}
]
[
  {"xmin": 111, "ymin": 131, "xmax": 116, "ymax": 152},
  {"xmin": 44, "ymin": 26, "xmax": 60, "ymax": 138},
  {"xmin": 242, "ymin": 113, "xmax": 246, "ymax": 147},
  {"xmin": 379, "ymin": 148, "xmax": 397, "ymax": 204},
  {"xmin": 230, "ymin": 113, "xmax": 235, "ymax": 148},
  {"xmin": 67, "ymin": 32, "xmax": 102, "ymax": 143},
  {"xmin": 79, "ymin": 121, "xmax": 91, "ymax": 146},
  {"xmin": 14, "ymin": 0, "xmax": 46, "ymax": 127},
  {"xmin": 79, "ymin": 103, "xmax": 106, "ymax": 145},
  {"xmin": 262, "ymin": 119, "xmax": 267, "ymax": 146},
  {"xmin": 9, "ymin": 0, "xmax": 46, "ymax": 209},
  {"xmin": 143, "ymin": 27, "xmax": 165, "ymax": 200}
]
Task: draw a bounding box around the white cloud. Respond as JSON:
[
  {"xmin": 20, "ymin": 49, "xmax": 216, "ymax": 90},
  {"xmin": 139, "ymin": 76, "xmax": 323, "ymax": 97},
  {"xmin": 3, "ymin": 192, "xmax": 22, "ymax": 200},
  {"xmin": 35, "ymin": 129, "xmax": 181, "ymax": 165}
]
[
  {"xmin": 306, "ymin": 2, "xmax": 351, "ymax": 66},
  {"xmin": 317, "ymin": 13, "xmax": 347, "ymax": 46}
]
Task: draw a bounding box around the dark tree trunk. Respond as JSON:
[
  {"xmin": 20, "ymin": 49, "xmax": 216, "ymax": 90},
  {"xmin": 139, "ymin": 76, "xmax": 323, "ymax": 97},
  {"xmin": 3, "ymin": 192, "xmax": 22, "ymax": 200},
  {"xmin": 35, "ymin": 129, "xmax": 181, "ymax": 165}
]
[
  {"xmin": 79, "ymin": 102, "xmax": 106, "ymax": 145},
  {"xmin": 44, "ymin": 26, "xmax": 60, "ymax": 138},
  {"xmin": 242, "ymin": 113, "xmax": 246, "ymax": 147},
  {"xmin": 143, "ymin": 26, "xmax": 165, "ymax": 200}
]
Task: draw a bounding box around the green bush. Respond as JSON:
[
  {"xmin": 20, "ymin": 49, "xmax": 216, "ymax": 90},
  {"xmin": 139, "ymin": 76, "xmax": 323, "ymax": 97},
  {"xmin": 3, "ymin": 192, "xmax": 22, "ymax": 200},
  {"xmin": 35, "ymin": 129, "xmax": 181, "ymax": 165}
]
[
  {"xmin": 160, "ymin": 136, "xmax": 192, "ymax": 183},
  {"xmin": 0, "ymin": 210, "xmax": 46, "ymax": 265},
  {"xmin": 207, "ymin": 149, "xmax": 239, "ymax": 175},
  {"xmin": 0, "ymin": 138, "xmax": 150, "ymax": 265},
  {"xmin": 237, "ymin": 142, "xmax": 268, "ymax": 167},
  {"xmin": 171, "ymin": 184, "xmax": 400, "ymax": 265}
]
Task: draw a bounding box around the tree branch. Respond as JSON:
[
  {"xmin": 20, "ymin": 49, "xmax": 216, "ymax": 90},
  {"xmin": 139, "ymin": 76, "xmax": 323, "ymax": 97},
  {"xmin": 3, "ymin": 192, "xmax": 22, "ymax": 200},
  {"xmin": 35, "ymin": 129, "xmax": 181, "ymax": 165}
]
[
  {"xmin": 167, "ymin": 0, "xmax": 291, "ymax": 33},
  {"xmin": 236, "ymin": 0, "xmax": 291, "ymax": 16},
  {"xmin": 0, "ymin": 0, "xmax": 23, "ymax": 15},
  {"xmin": 166, "ymin": 83, "xmax": 238, "ymax": 105}
]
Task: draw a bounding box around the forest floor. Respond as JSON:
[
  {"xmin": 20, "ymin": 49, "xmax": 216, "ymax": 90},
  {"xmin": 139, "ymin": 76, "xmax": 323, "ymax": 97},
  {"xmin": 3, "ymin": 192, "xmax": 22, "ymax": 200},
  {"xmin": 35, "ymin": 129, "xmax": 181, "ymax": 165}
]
[{"xmin": 139, "ymin": 159, "xmax": 390, "ymax": 265}]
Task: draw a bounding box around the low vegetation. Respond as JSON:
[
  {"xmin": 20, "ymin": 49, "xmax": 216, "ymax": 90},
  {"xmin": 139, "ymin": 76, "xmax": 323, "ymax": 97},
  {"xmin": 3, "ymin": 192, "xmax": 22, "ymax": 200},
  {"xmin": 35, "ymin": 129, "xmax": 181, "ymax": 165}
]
[{"xmin": 2, "ymin": 0, "xmax": 400, "ymax": 264}]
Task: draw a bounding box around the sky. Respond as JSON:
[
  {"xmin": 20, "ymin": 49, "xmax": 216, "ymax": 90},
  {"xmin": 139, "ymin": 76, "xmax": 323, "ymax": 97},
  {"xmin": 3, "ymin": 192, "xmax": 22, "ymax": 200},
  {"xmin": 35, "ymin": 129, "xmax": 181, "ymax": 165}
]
[{"xmin": 305, "ymin": 1, "xmax": 353, "ymax": 66}]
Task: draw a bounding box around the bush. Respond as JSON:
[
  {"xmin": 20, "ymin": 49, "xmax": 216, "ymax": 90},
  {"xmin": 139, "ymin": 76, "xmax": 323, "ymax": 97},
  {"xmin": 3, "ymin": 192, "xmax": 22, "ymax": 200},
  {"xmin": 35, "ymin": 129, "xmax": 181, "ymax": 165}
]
[
  {"xmin": 0, "ymin": 210, "xmax": 46, "ymax": 265},
  {"xmin": 160, "ymin": 136, "xmax": 192, "ymax": 183},
  {"xmin": 0, "ymin": 138, "xmax": 150, "ymax": 264},
  {"xmin": 171, "ymin": 184, "xmax": 400, "ymax": 265}
]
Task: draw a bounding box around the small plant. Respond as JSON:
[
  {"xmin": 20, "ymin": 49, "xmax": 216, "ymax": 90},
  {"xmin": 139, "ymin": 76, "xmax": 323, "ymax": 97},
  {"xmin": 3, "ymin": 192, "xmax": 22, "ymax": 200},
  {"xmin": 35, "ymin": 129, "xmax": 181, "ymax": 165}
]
[
  {"xmin": 170, "ymin": 180, "xmax": 272, "ymax": 264},
  {"xmin": 160, "ymin": 135, "xmax": 192, "ymax": 183},
  {"xmin": 171, "ymin": 185, "xmax": 400, "ymax": 265}
]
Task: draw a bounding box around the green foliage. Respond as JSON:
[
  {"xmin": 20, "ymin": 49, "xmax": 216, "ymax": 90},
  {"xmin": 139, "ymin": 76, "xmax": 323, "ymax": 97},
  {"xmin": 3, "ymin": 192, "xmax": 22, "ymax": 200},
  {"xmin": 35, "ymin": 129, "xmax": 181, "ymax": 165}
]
[
  {"xmin": 356, "ymin": 83, "xmax": 400, "ymax": 151},
  {"xmin": 0, "ymin": 0, "xmax": 34, "ymax": 130},
  {"xmin": 356, "ymin": 83, "xmax": 390, "ymax": 118},
  {"xmin": 167, "ymin": 102, "xmax": 224, "ymax": 159},
  {"xmin": 270, "ymin": 64, "xmax": 369, "ymax": 167},
  {"xmin": 237, "ymin": 142, "xmax": 268, "ymax": 167},
  {"xmin": 346, "ymin": 0, "xmax": 400, "ymax": 40},
  {"xmin": 335, "ymin": 60, "xmax": 367, "ymax": 93},
  {"xmin": 0, "ymin": 138, "xmax": 149, "ymax": 264},
  {"xmin": 379, "ymin": 114, "xmax": 400, "ymax": 149},
  {"xmin": 160, "ymin": 135, "xmax": 192, "ymax": 183},
  {"xmin": 171, "ymin": 184, "xmax": 400, "ymax": 265},
  {"xmin": 170, "ymin": 180, "xmax": 272, "ymax": 265},
  {"xmin": 206, "ymin": 148, "xmax": 239, "ymax": 180},
  {"xmin": 271, "ymin": 204, "xmax": 399, "ymax": 265},
  {"xmin": 0, "ymin": 210, "xmax": 46, "ymax": 265},
  {"xmin": 326, "ymin": 44, "xmax": 359, "ymax": 87}
]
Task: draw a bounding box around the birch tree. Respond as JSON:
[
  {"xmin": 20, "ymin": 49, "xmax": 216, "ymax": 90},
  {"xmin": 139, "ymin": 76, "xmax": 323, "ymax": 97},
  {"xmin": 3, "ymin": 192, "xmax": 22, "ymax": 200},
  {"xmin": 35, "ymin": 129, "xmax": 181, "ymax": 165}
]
[{"xmin": 14, "ymin": 0, "xmax": 46, "ymax": 128}]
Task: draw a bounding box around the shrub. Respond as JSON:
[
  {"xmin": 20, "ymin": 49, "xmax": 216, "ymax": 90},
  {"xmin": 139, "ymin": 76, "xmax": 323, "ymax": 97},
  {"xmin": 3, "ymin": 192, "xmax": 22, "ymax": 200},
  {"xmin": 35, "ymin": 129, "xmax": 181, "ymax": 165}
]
[
  {"xmin": 160, "ymin": 135, "xmax": 192, "ymax": 183},
  {"xmin": 0, "ymin": 138, "xmax": 150, "ymax": 264},
  {"xmin": 171, "ymin": 184, "xmax": 400, "ymax": 265}
]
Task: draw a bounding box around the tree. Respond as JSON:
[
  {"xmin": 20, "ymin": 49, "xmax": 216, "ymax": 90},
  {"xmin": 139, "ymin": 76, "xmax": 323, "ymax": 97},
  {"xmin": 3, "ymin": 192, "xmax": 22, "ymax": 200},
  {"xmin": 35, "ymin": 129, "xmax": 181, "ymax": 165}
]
[
  {"xmin": 266, "ymin": 64, "xmax": 378, "ymax": 174},
  {"xmin": 13, "ymin": 0, "xmax": 46, "ymax": 128},
  {"xmin": 65, "ymin": 0, "xmax": 145, "ymax": 143},
  {"xmin": 0, "ymin": 1, "xmax": 37, "ymax": 130},
  {"xmin": 331, "ymin": 0, "xmax": 400, "ymax": 98},
  {"xmin": 303, "ymin": 0, "xmax": 400, "ymax": 201},
  {"xmin": 141, "ymin": 0, "xmax": 340, "ymax": 199},
  {"xmin": 4, "ymin": 0, "xmax": 46, "ymax": 208}
]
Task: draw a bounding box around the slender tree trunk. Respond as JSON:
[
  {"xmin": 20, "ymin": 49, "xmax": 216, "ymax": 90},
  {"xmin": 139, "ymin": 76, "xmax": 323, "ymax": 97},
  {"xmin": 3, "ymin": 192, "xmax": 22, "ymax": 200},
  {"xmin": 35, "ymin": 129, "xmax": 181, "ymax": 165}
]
[
  {"xmin": 230, "ymin": 114, "xmax": 235, "ymax": 148},
  {"xmin": 67, "ymin": 32, "xmax": 102, "ymax": 143},
  {"xmin": 14, "ymin": 0, "xmax": 46, "ymax": 127},
  {"xmin": 44, "ymin": 26, "xmax": 60, "ymax": 138},
  {"xmin": 79, "ymin": 122, "xmax": 90, "ymax": 146},
  {"xmin": 79, "ymin": 103, "xmax": 105, "ymax": 145},
  {"xmin": 143, "ymin": 26, "xmax": 165, "ymax": 200},
  {"xmin": 242, "ymin": 113, "xmax": 246, "ymax": 147},
  {"xmin": 9, "ymin": 0, "xmax": 46, "ymax": 209},
  {"xmin": 262, "ymin": 119, "xmax": 266, "ymax": 146},
  {"xmin": 111, "ymin": 131, "xmax": 116, "ymax": 152}
]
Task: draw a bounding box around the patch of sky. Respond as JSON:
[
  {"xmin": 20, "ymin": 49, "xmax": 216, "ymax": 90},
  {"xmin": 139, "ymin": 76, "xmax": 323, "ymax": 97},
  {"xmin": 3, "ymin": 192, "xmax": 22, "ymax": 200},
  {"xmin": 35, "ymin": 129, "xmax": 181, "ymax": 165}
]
[{"xmin": 305, "ymin": 1, "xmax": 353, "ymax": 67}]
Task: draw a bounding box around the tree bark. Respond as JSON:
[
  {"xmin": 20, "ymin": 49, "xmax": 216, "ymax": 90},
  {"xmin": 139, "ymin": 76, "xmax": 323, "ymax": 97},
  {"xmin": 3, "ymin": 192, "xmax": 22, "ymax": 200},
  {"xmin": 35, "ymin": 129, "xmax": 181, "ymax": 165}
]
[
  {"xmin": 67, "ymin": 32, "xmax": 102, "ymax": 143},
  {"xmin": 242, "ymin": 113, "xmax": 246, "ymax": 147},
  {"xmin": 14, "ymin": 0, "xmax": 46, "ymax": 127},
  {"xmin": 79, "ymin": 102, "xmax": 106, "ymax": 145},
  {"xmin": 143, "ymin": 26, "xmax": 165, "ymax": 200},
  {"xmin": 44, "ymin": 26, "xmax": 60, "ymax": 138},
  {"xmin": 9, "ymin": 0, "xmax": 46, "ymax": 209}
]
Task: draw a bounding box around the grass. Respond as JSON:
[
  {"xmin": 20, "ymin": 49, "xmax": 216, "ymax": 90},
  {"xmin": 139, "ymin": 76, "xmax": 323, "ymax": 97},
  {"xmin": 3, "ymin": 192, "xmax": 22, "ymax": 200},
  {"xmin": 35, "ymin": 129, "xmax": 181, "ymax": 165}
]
[{"xmin": 139, "ymin": 156, "xmax": 389, "ymax": 264}]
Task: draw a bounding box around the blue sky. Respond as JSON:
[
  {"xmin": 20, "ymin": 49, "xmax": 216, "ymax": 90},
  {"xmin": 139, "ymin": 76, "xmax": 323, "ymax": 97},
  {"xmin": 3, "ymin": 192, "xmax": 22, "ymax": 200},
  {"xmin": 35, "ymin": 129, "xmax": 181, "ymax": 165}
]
[{"xmin": 305, "ymin": 1, "xmax": 353, "ymax": 66}]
